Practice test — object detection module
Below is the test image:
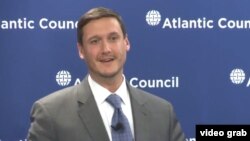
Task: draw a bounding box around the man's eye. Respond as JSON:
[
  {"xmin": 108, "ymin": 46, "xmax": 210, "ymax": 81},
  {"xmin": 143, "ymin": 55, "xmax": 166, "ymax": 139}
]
[
  {"xmin": 109, "ymin": 36, "xmax": 119, "ymax": 42},
  {"xmin": 90, "ymin": 39, "xmax": 99, "ymax": 44}
]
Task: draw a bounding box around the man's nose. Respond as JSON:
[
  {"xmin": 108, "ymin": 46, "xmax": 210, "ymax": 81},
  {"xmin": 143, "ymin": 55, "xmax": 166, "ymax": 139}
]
[{"xmin": 101, "ymin": 40, "xmax": 111, "ymax": 53}]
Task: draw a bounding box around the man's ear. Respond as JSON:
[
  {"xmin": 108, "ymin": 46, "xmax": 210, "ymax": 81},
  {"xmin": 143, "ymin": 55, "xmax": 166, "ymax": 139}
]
[
  {"xmin": 125, "ymin": 35, "xmax": 130, "ymax": 51},
  {"xmin": 77, "ymin": 43, "xmax": 85, "ymax": 59}
]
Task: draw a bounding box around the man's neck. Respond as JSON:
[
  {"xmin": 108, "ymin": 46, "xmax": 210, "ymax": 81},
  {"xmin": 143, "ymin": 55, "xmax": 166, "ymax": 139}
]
[{"xmin": 89, "ymin": 74, "xmax": 124, "ymax": 93}]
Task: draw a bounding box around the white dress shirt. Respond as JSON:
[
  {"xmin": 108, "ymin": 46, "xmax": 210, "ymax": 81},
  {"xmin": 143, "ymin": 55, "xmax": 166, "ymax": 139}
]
[{"xmin": 88, "ymin": 75, "xmax": 134, "ymax": 141}]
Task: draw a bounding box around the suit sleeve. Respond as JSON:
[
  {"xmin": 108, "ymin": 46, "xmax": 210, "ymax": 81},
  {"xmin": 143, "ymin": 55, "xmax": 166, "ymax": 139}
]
[{"xmin": 27, "ymin": 101, "xmax": 56, "ymax": 141}]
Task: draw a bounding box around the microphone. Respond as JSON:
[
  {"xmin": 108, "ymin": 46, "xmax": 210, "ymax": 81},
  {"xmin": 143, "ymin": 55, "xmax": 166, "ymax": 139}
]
[{"xmin": 112, "ymin": 122, "xmax": 123, "ymax": 131}]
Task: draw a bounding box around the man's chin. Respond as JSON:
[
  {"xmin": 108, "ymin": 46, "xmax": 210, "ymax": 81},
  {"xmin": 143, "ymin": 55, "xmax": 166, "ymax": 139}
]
[
  {"xmin": 99, "ymin": 72, "xmax": 118, "ymax": 78},
  {"xmin": 98, "ymin": 70, "xmax": 122, "ymax": 79}
]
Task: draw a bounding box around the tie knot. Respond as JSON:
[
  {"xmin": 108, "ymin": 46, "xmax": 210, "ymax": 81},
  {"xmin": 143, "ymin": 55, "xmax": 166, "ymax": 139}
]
[{"xmin": 106, "ymin": 94, "xmax": 122, "ymax": 109}]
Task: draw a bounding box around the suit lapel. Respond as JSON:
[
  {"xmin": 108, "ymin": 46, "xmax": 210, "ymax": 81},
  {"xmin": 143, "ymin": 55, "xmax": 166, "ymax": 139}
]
[
  {"xmin": 75, "ymin": 77, "xmax": 152, "ymax": 141},
  {"xmin": 76, "ymin": 77, "xmax": 110, "ymax": 141},
  {"xmin": 128, "ymin": 84, "xmax": 151, "ymax": 141}
]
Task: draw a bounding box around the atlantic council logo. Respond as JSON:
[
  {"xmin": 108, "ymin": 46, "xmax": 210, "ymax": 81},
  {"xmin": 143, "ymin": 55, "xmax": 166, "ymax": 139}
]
[
  {"xmin": 145, "ymin": 10, "xmax": 161, "ymax": 26},
  {"xmin": 54, "ymin": 69, "xmax": 179, "ymax": 89},
  {"xmin": 56, "ymin": 70, "xmax": 72, "ymax": 86},
  {"xmin": 145, "ymin": 9, "xmax": 250, "ymax": 29},
  {"xmin": 230, "ymin": 68, "xmax": 250, "ymax": 87},
  {"xmin": 230, "ymin": 68, "xmax": 245, "ymax": 84}
]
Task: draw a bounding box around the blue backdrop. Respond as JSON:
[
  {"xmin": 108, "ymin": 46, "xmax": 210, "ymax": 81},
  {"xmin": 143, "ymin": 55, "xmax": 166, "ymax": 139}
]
[{"xmin": 1, "ymin": 0, "xmax": 250, "ymax": 140}]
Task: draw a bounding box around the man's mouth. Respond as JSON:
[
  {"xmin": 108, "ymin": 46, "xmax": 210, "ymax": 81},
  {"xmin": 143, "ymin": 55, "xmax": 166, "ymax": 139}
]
[{"xmin": 99, "ymin": 57, "xmax": 114, "ymax": 63}]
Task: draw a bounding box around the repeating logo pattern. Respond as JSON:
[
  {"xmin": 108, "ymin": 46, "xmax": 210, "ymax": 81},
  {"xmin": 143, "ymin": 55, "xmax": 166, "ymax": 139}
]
[
  {"xmin": 146, "ymin": 10, "xmax": 161, "ymax": 26},
  {"xmin": 56, "ymin": 70, "xmax": 71, "ymax": 86},
  {"xmin": 230, "ymin": 68, "xmax": 250, "ymax": 87},
  {"xmin": 230, "ymin": 68, "xmax": 246, "ymax": 84}
]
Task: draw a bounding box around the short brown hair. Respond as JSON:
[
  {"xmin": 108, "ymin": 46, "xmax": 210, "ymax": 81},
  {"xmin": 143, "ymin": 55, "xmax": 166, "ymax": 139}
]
[{"xmin": 77, "ymin": 7, "xmax": 127, "ymax": 45}]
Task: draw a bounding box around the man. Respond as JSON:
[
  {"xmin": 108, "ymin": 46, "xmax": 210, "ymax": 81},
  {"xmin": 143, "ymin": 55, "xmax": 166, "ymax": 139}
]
[{"xmin": 27, "ymin": 7, "xmax": 185, "ymax": 141}]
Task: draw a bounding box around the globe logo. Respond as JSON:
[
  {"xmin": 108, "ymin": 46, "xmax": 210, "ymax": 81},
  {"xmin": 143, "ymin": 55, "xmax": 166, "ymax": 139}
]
[
  {"xmin": 230, "ymin": 68, "xmax": 245, "ymax": 84},
  {"xmin": 56, "ymin": 70, "xmax": 72, "ymax": 86},
  {"xmin": 146, "ymin": 10, "xmax": 161, "ymax": 26}
]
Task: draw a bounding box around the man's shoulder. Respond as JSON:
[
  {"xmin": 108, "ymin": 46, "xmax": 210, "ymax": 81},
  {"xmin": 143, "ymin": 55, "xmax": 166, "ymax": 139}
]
[
  {"xmin": 128, "ymin": 85, "xmax": 172, "ymax": 107},
  {"xmin": 36, "ymin": 84, "xmax": 80, "ymax": 106}
]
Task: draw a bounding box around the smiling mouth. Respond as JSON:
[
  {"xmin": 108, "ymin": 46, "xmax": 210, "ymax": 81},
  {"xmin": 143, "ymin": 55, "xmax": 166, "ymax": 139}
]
[{"xmin": 100, "ymin": 57, "xmax": 114, "ymax": 63}]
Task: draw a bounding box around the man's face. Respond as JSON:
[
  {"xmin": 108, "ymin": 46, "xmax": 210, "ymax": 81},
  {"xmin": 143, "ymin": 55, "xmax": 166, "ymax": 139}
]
[{"xmin": 77, "ymin": 17, "xmax": 130, "ymax": 80}]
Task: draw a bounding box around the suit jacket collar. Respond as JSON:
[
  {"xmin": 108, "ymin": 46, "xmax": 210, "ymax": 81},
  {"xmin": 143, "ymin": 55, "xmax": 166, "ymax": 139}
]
[
  {"xmin": 127, "ymin": 83, "xmax": 151, "ymax": 141},
  {"xmin": 76, "ymin": 77, "xmax": 110, "ymax": 141}
]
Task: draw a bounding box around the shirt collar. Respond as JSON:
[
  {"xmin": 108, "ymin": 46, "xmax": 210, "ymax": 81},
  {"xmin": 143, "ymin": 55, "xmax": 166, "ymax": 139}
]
[{"xmin": 88, "ymin": 75, "xmax": 130, "ymax": 105}]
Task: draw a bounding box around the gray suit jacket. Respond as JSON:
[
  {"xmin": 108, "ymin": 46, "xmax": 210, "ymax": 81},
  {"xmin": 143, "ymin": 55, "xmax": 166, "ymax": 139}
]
[{"xmin": 27, "ymin": 77, "xmax": 185, "ymax": 141}]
